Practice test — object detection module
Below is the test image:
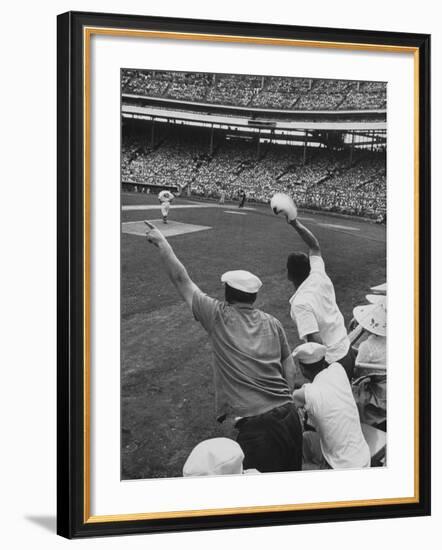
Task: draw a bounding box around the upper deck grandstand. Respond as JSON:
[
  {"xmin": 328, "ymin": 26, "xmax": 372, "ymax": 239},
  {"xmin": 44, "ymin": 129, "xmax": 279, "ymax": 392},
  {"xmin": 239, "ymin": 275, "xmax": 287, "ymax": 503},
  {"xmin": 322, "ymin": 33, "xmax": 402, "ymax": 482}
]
[
  {"xmin": 122, "ymin": 70, "xmax": 386, "ymax": 112},
  {"xmin": 121, "ymin": 70, "xmax": 386, "ymax": 221},
  {"xmin": 122, "ymin": 69, "xmax": 387, "ymax": 111}
]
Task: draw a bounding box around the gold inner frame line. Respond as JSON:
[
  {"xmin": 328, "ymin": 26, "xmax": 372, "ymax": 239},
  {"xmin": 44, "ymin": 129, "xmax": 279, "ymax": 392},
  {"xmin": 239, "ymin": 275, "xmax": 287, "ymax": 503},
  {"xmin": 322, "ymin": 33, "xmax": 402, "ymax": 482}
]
[{"xmin": 83, "ymin": 26, "xmax": 420, "ymax": 524}]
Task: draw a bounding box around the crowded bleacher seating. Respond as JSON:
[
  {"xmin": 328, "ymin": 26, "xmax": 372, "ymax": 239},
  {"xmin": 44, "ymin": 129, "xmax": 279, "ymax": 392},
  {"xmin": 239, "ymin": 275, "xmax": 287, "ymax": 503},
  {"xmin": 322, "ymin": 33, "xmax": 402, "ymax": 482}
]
[
  {"xmin": 122, "ymin": 125, "xmax": 386, "ymax": 220},
  {"xmin": 122, "ymin": 70, "xmax": 386, "ymax": 111}
]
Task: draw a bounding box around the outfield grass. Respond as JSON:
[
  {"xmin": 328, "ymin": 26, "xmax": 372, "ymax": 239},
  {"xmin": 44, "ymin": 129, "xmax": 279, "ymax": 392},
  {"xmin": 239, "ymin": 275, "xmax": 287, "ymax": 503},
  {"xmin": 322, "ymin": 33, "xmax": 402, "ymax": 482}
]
[{"xmin": 121, "ymin": 193, "xmax": 386, "ymax": 479}]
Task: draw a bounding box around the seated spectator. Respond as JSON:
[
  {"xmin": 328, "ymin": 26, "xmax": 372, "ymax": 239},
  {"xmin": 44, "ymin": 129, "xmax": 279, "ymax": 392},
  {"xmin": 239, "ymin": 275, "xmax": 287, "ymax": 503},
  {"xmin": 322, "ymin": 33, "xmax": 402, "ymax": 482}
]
[
  {"xmin": 351, "ymin": 302, "xmax": 387, "ymax": 429},
  {"xmin": 353, "ymin": 373, "xmax": 386, "ymax": 429},
  {"xmin": 354, "ymin": 302, "xmax": 387, "ymax": 368},
  {"xmin": 292, "ymin": 342, "xmax": 371, "ymax": 470}
]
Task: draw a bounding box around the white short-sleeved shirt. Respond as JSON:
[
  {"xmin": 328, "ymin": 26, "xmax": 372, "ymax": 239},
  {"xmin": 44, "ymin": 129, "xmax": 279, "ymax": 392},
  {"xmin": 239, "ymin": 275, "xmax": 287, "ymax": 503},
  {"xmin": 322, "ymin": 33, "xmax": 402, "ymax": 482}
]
[
  {"xmin": 304, "ymin": 363, "xmax": 370, "ymax": 469},
  {"xmin": 289, "ymin": 255, "xmax": 349, "ymax": 363}
]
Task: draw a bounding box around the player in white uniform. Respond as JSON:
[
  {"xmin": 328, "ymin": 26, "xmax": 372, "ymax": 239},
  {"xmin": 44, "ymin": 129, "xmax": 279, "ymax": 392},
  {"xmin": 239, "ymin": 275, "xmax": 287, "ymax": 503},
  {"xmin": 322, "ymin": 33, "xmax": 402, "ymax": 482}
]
[{"xmin": 158, "ymin": 190, "xmax": 174, "ymax": 224}]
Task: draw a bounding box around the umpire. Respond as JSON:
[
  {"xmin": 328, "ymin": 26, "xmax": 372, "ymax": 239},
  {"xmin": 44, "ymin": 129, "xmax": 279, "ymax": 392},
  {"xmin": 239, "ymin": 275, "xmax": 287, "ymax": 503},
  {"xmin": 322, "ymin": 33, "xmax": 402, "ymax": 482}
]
[{"xmin": 145, "ymin": 221, "xmax": 302, "ymax": 473}]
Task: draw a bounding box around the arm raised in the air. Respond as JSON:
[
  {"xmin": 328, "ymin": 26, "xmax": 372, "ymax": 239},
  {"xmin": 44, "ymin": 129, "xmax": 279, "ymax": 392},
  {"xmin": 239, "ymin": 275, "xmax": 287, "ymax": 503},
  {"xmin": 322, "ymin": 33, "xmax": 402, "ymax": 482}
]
[
  {"xmin": 144, "ymin": 221, "xmax": 199, "ymax": 309},
  {"xmin": 289, "ymin": 218, "xmax": 321, "ymax": 257}
]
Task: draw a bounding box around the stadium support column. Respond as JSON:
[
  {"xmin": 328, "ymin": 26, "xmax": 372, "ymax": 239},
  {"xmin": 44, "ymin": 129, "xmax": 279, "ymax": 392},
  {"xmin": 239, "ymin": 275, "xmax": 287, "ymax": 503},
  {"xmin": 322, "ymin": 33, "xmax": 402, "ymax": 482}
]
[
  {"xmin": 349, "ymin": 131, "xmax": 355, "ymax": 165},
  {"xmin": 256, "ymin": 130, "xmax": 261, "ymax": 159},
  {"xmin": 209, "ymin": 125, "xmax": 214, "ymax": 155},
  {"xmin": 303, "ymin": 130, "xmax": 308, "ymax": 165},
  {"xmin": 151, "ymin": 119, "xmax": 155, "ymax": 147}
]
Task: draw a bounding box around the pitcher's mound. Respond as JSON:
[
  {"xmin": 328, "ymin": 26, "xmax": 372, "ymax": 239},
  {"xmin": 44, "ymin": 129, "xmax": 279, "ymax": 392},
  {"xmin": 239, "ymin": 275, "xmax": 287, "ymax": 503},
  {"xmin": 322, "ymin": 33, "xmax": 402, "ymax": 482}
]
[{"xmin": 122, "ymin": 219, "xmax": 212, "ymax": 238}]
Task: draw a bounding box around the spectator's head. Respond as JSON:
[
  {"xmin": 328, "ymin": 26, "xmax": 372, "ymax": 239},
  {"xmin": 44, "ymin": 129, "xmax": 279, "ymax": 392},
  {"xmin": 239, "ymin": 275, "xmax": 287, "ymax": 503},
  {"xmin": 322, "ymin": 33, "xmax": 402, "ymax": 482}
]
[
  {"xmin": 224, "ymin": 284, "xmax": 257, "ymax": 304},
  {"xmin": 287, "ymin": 252, "xmax": 310, "ymax": 288},
  {"xmin": 221, "ymin": 270, "xmax": 262, "ymax": 305},
  {"xmin": 292, "ymin": 342, "xmax": 327, "ymax": 381},
  {"xmin": 183, "ymin": 438, "xmax": 244, "ymax": 476}
]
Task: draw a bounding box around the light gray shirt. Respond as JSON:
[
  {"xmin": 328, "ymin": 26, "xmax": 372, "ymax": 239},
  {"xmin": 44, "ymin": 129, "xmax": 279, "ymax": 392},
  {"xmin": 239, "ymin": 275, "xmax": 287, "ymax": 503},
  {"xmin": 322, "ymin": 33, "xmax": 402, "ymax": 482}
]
[{"xmin": 192, "ymin": 290, "xmax": 293, "ymax": 419}]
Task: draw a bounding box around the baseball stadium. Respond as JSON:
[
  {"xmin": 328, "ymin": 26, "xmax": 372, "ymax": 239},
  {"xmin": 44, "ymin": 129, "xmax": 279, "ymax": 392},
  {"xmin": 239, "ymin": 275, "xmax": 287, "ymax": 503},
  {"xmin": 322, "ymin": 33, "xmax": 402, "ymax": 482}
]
[{"xmin": 121, "ymin": 70, "xmax": 387, "ymax": 479}]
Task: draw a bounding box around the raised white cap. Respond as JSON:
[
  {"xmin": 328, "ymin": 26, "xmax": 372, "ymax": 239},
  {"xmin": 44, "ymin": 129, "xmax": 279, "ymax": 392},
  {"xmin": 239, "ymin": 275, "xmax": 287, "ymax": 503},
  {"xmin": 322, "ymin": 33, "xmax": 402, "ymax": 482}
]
[{"xmin": 370, "ymin": 282, "xmax": 387, "ymax": 294}]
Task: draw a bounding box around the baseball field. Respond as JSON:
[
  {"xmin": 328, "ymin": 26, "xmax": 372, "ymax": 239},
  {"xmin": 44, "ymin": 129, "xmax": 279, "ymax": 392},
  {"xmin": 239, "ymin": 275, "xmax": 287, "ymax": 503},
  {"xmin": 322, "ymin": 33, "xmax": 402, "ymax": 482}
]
[{"xmin": 121, "ymin": 192, "xmax": 386, "ymax": 479}]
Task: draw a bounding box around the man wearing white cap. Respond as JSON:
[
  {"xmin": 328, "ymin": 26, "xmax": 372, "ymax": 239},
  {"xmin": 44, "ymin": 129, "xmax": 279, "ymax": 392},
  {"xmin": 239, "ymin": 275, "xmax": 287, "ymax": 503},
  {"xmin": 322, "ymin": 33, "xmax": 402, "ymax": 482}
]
[
  {"xmin": 275, "ymin": 207, "xmax": 353, "ymax": 378},
  {"xmin": 145, "ymin": 221, "xmax": 302, "ymax": 473},
  {"xmin": 353, "ymin": 302, "xmax": 387, "ymax": 368},
  {"xmin": 292, "ymin": 342, "xmax": 370, "ymax": 470}
]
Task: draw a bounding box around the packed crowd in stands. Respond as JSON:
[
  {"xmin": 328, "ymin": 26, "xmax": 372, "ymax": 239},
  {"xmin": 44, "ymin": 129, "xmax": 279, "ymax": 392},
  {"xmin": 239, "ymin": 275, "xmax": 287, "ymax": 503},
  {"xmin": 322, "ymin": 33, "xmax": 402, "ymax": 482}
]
[
  {"xmin": 340, "ymin": 82, "xmax": 387, "ymax": 110},
  {"xmin": 122, "ymin": 128, "xmax": 386, "ymax": 220},
  {"xmin": 121, "ymin": 133, "xmax": 207, "ymax": 189},
  {"xmin": 122, "ymin": 69, "xmax": 386, "ymax": 111}
]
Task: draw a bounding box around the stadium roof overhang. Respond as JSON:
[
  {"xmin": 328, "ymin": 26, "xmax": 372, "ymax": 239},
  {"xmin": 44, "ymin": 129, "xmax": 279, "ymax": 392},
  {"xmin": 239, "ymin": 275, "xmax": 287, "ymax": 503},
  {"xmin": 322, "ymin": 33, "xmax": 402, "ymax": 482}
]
[
  {"xmin": 122, "ymin": 93, "xmax": 386, "ymax": 119},
  {"xmin": 122, "ymin": 102, "xmax": 386, "ymax": 132}
]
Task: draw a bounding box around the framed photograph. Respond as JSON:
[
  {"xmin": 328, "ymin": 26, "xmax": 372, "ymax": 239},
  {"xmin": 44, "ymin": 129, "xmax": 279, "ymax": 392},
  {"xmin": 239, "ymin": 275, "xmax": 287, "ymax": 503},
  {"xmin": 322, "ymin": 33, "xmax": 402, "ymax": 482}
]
[{"xmin": 57, "ymin": 11, "xmax": 431, "ymax": 538}]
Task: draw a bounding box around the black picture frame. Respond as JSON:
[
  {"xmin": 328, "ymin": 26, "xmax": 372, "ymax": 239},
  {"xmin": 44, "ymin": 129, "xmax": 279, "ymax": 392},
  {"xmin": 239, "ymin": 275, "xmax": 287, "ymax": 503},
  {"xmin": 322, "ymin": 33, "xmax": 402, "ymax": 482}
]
[{"xmin": 57, "ymin": 10, "xmax": 431, "ymax": 539}]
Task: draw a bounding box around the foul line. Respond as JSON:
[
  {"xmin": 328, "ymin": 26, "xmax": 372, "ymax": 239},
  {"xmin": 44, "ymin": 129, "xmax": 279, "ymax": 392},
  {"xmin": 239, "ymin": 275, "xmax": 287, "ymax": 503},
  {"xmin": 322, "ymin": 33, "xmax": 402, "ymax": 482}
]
[
  {"xmin": 122, "ymin": 204, "xmax": 256, "ymax": 212},
  {"xmin": 317, "ymin": 223, "xmax": 360, "ymax": 231},
  {"xmin": 224, "ymin": 211, "xmax": 247, "ymax": 215}
]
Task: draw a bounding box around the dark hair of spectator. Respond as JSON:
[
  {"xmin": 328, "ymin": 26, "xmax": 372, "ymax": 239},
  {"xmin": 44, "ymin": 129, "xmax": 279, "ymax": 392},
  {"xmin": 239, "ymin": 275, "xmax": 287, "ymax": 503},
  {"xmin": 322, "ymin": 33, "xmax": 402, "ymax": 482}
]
[
  {"xmin": 224, "ymin": 283, "xmax": 257, "ymax": 304},
  {"xmin": 300, "ymin": 358, "xmax": 327, "ymax": 381},
  {"xmin": 287, "ymin": 252, "xmax": 311, "ymax": 286}
]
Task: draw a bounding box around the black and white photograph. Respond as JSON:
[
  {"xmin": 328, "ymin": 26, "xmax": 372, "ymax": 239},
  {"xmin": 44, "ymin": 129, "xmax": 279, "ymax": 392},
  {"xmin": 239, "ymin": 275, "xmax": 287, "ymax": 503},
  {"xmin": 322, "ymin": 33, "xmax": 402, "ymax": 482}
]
[
  {"xmin": 0, "ymin": 0, "xmax": 435, "ymax": 545},
  {"xmin": 120, "ymin": 69, "xmax": 387, "ymax": 480}
]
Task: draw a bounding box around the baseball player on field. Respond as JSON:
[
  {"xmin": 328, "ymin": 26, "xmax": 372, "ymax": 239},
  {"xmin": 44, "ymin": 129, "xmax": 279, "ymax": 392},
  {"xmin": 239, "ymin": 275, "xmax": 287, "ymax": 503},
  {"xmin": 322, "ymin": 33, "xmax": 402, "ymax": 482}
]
[{"xmin": 158, "ymin": 189, "xmax": 174, "ymax": 224}]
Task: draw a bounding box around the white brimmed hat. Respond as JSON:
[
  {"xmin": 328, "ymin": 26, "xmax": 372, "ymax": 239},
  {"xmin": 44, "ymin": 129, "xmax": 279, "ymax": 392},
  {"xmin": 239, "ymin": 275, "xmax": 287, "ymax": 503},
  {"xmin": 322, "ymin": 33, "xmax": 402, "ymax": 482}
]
[
  {"xmin": 292, "ymin": 342, "xmax": 327, "ymax": 365},
  {"xmin": 221, "ymin": 270, "xmax": 262, "ymax": 293},
  {"xmin": 183, "ymin": 438, "xmax": 244, "ymax": 477},
  {"xmin": 370, "ymin": 282, "xmax": 387, "ymax": 294},
  {"xmin": 366, "ymin": 294, "xmax": 387, "ymax": 305},
  {"xmin": 353, "ymin": 303, "xmax": 387, "ymax": 336}
]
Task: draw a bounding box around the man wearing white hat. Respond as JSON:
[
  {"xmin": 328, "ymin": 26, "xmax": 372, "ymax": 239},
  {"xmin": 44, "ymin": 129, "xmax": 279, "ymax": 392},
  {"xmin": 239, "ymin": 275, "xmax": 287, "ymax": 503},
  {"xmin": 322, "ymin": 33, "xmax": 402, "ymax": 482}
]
[
  {"xmin": 292, "ymin": 342, "xmax": 370, "ymax": 470},
  {"xmin": 352, "ymin": 302, "xmax": 387, "ymax": 428},
  {"xmin": 145, "ymin": 221, "xmax": 302, "ymax": 473},
  {"xmin": 353, "ymin": 302, "xmax": 387, "ymax": 368}
]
